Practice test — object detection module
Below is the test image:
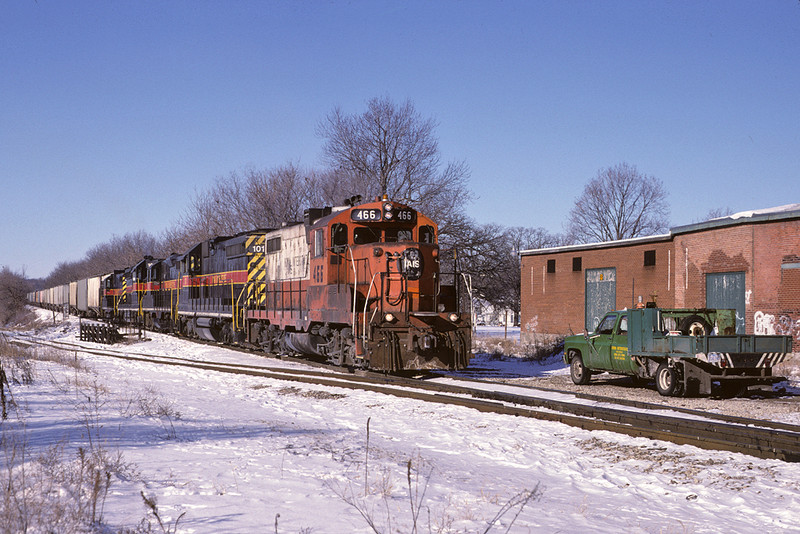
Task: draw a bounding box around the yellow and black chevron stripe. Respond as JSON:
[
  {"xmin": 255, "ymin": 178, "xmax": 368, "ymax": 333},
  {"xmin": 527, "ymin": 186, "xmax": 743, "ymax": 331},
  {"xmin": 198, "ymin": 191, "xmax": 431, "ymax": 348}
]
[{"xmin": 246, "ymin": 234, "xmax": 266, "ymax": 306}]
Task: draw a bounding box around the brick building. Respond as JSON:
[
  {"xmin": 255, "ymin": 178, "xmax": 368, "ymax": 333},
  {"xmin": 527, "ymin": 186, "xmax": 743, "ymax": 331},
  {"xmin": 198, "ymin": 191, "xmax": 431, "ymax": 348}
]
[{"xmin": 519, "ymin": 204, "xmax": 800, "ymax": 346}]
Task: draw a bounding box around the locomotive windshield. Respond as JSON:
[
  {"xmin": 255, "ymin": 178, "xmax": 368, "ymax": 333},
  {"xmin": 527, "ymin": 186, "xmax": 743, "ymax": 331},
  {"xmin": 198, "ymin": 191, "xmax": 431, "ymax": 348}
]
[{"xmin": 333, "ymin": 218, "xmax": 434, "ymax": 247}]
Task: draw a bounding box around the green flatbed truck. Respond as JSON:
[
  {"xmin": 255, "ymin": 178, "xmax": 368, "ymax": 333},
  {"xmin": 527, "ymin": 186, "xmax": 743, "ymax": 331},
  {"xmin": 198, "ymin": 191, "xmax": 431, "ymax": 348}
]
[{"xmin": 563, "ymin": 307, "xmax": 793, "ymax": 397}]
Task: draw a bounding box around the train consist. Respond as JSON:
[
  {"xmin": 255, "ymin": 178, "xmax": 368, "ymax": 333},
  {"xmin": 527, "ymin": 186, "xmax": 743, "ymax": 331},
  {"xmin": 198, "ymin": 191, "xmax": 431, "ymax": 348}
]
[{"xmin": 28, "ymin": 196, "xmax": 473, "ymax": 372}]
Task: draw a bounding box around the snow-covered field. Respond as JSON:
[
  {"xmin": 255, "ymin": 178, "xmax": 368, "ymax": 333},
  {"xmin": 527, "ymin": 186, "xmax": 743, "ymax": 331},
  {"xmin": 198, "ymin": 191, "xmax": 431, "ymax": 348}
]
[{"xmin": 2, "ymin": 312, "xmax": 799, "ymax": 533}]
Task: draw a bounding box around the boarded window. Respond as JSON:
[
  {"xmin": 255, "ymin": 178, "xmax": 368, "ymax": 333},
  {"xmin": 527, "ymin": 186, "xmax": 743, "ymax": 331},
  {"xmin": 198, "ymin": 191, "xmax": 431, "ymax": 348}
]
[
  {"xmin": 644, "ymin": 250, "xmax": 656, "ymax": 266},
  {"xmin": 573, "ymin": 257, "xmax": 582, "ymax": 271},
  {"xmin": 226, "ymin": 243, "xmax": 246, "ymax": 257},
  {"xmin": 547, "ymin": 259, "xmax": 556, "ymax": 273},
  {"xmin": 267, "ymin": 237, "xmax": 281, "ymax": 253}
]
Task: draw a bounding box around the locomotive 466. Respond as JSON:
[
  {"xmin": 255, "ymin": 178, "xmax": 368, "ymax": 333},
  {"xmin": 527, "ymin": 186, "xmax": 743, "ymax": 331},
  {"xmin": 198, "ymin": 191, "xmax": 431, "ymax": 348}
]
[{"xmin": 42, "ymin": 196, "xmax": 473, "ymax": 372}]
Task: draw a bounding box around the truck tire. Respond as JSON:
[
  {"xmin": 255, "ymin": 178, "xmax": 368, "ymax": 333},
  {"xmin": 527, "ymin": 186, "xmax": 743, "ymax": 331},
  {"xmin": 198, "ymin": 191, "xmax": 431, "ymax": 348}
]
[
  {"xmin": 569, "ymin": 351, "xmax": 592, "ymax": 385},
  {"xmin": 678, "ymin": 315, "xmax": 712, "ymax": 336},
  {"xmin": 655, "ymin": 362, "xmax": 682, "ymax": 396}
]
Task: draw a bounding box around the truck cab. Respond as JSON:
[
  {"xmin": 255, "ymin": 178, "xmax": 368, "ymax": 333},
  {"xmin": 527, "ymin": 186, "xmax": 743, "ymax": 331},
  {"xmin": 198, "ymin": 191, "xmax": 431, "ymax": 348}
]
[{"xmin": 580, "ymin": 311, "xmax": 632, "ymax": 373}]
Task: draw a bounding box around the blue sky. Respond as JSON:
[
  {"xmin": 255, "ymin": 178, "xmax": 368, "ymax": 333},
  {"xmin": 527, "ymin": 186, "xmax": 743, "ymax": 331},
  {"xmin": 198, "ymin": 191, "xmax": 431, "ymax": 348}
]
[{"xmin": 2, "ymin": 0, "xmax": 798, "ymax": 279}]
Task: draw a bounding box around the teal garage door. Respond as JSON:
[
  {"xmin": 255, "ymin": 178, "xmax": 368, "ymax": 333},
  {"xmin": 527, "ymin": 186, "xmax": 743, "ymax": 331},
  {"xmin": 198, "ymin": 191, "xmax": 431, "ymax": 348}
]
[
  {"xmin": 706, "ymin": 271, "xmax": 746, "ymax": 333},
  {"xmin": 585, "ymin": 267, "xmax": 616, "ymax": 332}
]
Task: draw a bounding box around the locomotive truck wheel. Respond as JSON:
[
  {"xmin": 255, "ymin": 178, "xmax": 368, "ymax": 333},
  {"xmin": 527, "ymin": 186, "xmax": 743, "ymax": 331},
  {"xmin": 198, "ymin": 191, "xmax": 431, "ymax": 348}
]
[
  {"xmin": 569, "ymin": 351, "xmax": 592, "ymax": 385},
  {"xmin": 678, "ymin": 315, "xmax": 712, "ymax": 336},
  {"xmin": 655, "ymin": 362, "xmax": 682, "ymax": 396}
]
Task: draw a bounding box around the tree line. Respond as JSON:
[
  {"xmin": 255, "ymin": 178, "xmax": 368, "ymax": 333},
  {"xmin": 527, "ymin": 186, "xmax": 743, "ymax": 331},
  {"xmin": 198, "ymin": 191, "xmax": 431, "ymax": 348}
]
[{"xmin": 9, "ymin": 96, "xmax": 675, "ymax": 323}]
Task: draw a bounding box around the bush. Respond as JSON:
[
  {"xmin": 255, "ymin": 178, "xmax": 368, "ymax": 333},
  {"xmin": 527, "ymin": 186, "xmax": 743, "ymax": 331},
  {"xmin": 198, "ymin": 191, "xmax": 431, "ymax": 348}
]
[
  {"xmin": 473, "ymin": 335, "xmax": 564, "ymax": 362},
  {"xmin": 0, "ymin": 267, "xmax": 32, "ymax": 327}
]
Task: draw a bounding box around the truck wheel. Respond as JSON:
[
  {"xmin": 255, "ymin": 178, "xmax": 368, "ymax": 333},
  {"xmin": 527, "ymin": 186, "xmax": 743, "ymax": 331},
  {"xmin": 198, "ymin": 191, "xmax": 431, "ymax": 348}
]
[
  {"xmin": 655, "ymin": 362, "xmax": 681, "ymax": 396},
  {"xmin": 569, "ymin": 352, "xmax": 592, "ymax": 385},
  {"xmin": 678, "ymin": 315, "xmax": 712, "ymax": 336}
]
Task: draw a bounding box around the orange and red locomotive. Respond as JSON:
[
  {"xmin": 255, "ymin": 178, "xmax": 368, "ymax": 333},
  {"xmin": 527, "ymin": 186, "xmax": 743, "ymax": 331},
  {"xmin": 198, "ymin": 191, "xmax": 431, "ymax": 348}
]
[{"xmin": 98, "ymin": 196, "xmax": 472, "ymax": 371}]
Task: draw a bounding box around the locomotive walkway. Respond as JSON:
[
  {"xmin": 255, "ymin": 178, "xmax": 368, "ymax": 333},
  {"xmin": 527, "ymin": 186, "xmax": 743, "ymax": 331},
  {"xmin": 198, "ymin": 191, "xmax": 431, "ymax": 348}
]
[{"xmin": 9, "ymin": 332, "xmax": 800, "ymax": 463}]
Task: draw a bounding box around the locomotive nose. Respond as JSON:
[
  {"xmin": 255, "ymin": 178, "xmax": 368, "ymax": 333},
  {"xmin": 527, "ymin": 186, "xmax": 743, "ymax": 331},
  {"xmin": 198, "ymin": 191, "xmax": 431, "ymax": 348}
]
[{"xmin": 398, "ymin": 248, "xmax": 423, "ymax": 280}]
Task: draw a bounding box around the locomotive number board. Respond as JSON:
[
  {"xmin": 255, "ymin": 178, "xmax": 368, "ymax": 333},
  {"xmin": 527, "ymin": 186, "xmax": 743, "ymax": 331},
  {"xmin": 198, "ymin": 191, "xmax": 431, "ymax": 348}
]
[{"xmin": 351, "ymin": 208, "xmax": 416, "ymax": 223}]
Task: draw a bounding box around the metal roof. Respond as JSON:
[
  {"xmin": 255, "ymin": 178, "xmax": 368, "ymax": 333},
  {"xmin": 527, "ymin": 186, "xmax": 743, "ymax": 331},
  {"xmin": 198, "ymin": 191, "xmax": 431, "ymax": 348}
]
[
  {"xmin": 520, "ymin": 203, "xmax": 800, "ymax": 257},
  {"xmin": 519, "ymin": 233, "xmax": 671, "ymax": 256},
  {"xmin": 670, "ymin": 203, "xmax": 800, "ymax": 235}
]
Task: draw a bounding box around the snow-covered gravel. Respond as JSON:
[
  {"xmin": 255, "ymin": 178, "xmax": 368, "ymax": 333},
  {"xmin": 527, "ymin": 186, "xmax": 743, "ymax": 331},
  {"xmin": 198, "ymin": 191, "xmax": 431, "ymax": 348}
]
[{"xmin": 2, "ymin": 314, "xmax": 799, "ymax": 533}]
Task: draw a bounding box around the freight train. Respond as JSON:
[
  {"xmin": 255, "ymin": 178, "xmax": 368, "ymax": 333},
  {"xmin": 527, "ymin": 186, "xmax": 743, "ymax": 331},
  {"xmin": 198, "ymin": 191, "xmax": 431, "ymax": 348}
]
[{"xmin": 28, "ymin": 196, "xmax": 473, "ymax": 372}]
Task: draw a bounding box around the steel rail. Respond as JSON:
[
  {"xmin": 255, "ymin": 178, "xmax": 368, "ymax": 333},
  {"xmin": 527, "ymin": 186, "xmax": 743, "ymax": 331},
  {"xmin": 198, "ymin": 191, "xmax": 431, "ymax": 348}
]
[{"xmin": 9, "ymin": 334, "xmax": 800, "ymax": 462}]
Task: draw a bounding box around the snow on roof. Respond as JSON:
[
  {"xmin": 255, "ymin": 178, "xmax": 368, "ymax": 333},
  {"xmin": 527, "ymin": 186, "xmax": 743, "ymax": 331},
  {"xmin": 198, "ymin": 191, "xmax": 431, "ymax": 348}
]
[
  {"xmin": 521, "ymin": 203, "xmax": 800, "ymax": 256},
  {"xmin": 671, "ymin": 203, "xmax": 800, "ymax": 235},
  {"xmin": 519, "ymin": 233, "xmax": 671, "ymax": 256},
  {"xmin": 725, "ymin": 203, "xmax": 800, "ymax": 220}
]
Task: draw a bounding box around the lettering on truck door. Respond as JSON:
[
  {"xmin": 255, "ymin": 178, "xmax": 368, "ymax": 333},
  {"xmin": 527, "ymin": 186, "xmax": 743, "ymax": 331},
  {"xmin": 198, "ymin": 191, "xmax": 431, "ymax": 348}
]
[{"xmin": 610, "ymin": 313, "xmax": 630, "ymax": 372}]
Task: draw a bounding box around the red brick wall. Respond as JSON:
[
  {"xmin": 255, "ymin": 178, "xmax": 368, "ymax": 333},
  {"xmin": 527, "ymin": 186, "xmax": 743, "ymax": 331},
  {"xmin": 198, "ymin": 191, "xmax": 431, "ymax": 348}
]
[
  {"xmin": 751, "ymin": 221, "xmax": 800, "ymax": 343},
  {"xmin": 521, "ymin": 218, "xmax": 800, "ymax": 345},
  {"xmin": 673, "ymin": 225, "xmax": 752, "ymax": 311},
  {"xmin": 520, "ymin": 239, "xmax": 673, "ymax": 337}
]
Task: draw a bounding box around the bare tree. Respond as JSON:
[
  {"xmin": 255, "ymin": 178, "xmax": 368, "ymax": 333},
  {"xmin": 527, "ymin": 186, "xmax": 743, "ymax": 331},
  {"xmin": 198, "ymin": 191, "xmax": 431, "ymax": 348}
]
[
  {"xmin": 317, "ymin": 96, "xmax": 472, "ymax": 245},
  {"xmin": 174, "ymin": 162, "xmax": 329, "ymax": 245},
  {"xmin": 700, "ymin": 206, "xmax": 734, "ymax": 221},
  {"xmin": 566, "ymin": 163, "xmax": 669, "ymax": 243},
  {"xmin": 458, "ymin": 224, "xmax": 566, "ymax": 313}
]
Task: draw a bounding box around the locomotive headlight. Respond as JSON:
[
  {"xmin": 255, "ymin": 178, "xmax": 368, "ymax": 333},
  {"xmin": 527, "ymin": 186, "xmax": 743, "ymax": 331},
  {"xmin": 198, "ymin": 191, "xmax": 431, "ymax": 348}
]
[
  {"xmin": 384, "ymin": 313, "xmax": 396, "ymax": 323},
  {"xmin": 383, "ymin": 203, "xmax": 393, "ymax": 219},
  {"xmin": 449, "ymin": 313, "xmax": 459, "ymax": 323}
]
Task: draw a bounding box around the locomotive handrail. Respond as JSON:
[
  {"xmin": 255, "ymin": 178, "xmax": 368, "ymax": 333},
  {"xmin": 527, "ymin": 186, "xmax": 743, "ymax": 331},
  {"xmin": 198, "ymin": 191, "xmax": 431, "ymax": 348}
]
[
  {"xmin": 348, "ymin": 245, "xmax": 358, "ymax": 344},
  {"xmin": 461, "ymin": 272, "xmax": 475, "ymax": 327},
  {"xmin": 362, "ymin": 272, "xmax": 379, "ymax": 349}
]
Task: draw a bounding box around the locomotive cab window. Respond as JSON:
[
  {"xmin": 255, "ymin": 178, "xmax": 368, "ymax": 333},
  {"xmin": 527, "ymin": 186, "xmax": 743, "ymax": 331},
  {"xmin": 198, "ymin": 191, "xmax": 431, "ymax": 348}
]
[
  {"xmin": 354, "ymin": 226, "xmax": 381, "ymax": 245},
  {"xmin": 419, "ymin": 225, "xmax": 435, "ymax": 244},
  {"xmin": 313, "ymin": 229, "xmax": 324, "ymax": 257},
  {"xmin": 331, "ymin": 223, "xmax": 348, "ymax": 251},
  {"xmin": 385, "ymin": 229, "xmax": 413, "ymax": 242},
  {"xmin": 188, "ymin": 255, "xmax": 201, "ymax": 274}
]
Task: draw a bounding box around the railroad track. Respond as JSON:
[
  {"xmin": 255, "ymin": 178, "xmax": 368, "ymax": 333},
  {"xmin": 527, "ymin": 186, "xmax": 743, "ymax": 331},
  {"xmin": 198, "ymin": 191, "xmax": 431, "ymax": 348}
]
[{"xmin": 8, "ymin": 332, "xmax": 800, "ymax": 463}]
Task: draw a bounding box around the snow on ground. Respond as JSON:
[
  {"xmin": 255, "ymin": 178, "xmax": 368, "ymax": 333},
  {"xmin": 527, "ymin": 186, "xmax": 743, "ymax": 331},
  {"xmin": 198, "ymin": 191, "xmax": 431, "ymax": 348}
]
[{"xmin": 3, "ymin": 314, "xmax": 800, "ymax": 533}]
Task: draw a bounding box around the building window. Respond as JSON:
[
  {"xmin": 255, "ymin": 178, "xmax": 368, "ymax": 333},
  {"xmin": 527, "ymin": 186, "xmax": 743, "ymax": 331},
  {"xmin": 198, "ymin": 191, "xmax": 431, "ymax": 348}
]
[
  {"xmin": 547, "ymin": 259, "xmax": 556, "ymax": 273},
  {"xmin": 573, "ymin": 257, "xmax": 582, "ymax": 271},
  {"xmin": 644, "ymin": 250, "xmax": 656, "ymax": 266}
]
